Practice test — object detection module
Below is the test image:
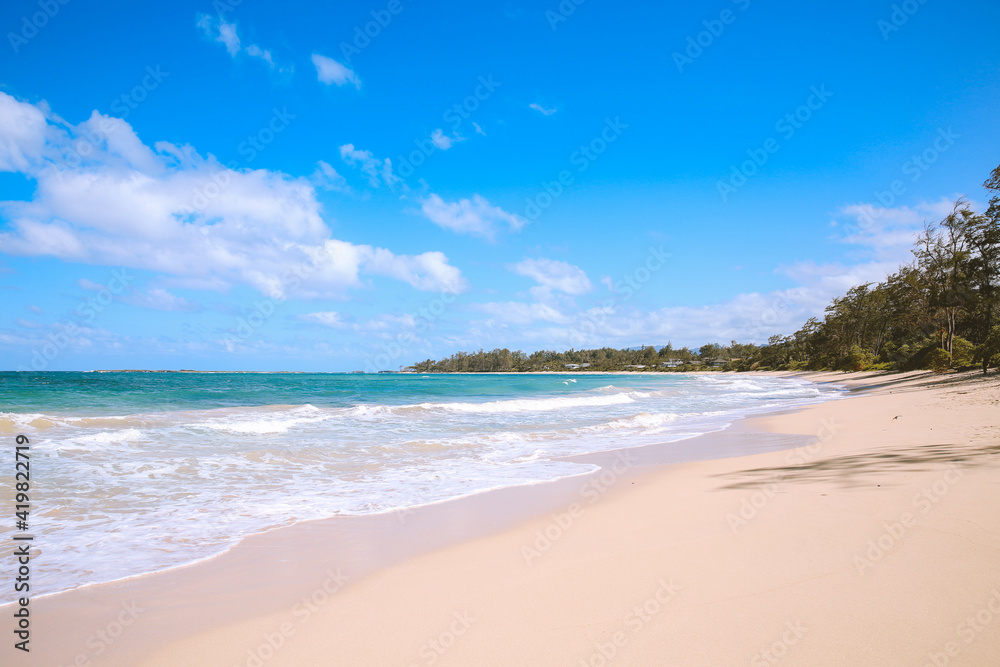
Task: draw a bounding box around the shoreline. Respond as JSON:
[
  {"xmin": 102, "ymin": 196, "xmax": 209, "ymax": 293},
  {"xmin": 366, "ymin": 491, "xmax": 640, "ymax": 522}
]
[
  {"xmin": 16, "ymin": 430, "xmax": 811, "ymax": 665},
  {"xmin": 8, "ymin": 373, "xmax": 833, "ymax": 664},
  {"xmin": 11, "ymin": 370, "xmax": 1000, "ymax": 665},
  {"xmin": 6, "ymin": 372, "xmax": 838, "ymax": 603},
  {"xmin": 11, "ymin": 368, "xmax": 892, "ymax": 374},
  {"xmin": 18, "ymin": 423, "xmax": 818, "ymax": 603}
]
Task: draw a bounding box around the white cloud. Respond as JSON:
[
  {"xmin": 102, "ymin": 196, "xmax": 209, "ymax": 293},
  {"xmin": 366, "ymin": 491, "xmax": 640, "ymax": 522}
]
[
  {"xmin": 365, "ymin": 248, "xmax": 467, "ymax": 292},
  {"xmin": 430, "ymin": 129, "xmax": 463, "ymax": 150},
  {"xmin": 339, "ymin": 144, "xmax": 399, "ymax": 188},
  {"xmin": 0, "ymin": 93, "xmax": 48, "ymax": 172},
  {"xmin": 196, "ymin": 15, "xmax": 281, "ymax": 70},
  {"xmin": 589, "ymin": 254, "xmax": 918, "ymax": 347},
  {"xmin": 300, "ymin": 311, "xmax": 344, "ymax": 328},
  {"xmin": 365, "ymin": 313, "xmax": 416, "ymax": 329},
  {"xmin": 77, "ymin": 278, "xmax": 106, "ymax": 291},
  {"xmin": 461, "ymin": 198, "xmax": 955, "ymax": 349},
  {"xmin": 418, "ymin": 193, "xmax": 527, "ymax": 240},
  {"xmin": 215, "ymin": 20, "xmax": 241, "ymax": 55},
  {"xmin": 348, "ymin": 313, "xmax": 418, "ymax": 333},
  {"xmin": 244, "ymin": 44, "xmax": 275, "ymax": 68},
  {"xmin": 122, "ymin": 288, "xmax": 201, "ymax": 312},
  {"xmin": 311, "ymin": 160, "xmax": 347, "ymax": 191},
  {"xmin": 510, "ymin": 258, "xmax": 592, "ymax": 295},
  {"xmin": 472, "ymin": 122, "xmax": 486, "ymax": 136},
  {"xmin": 834, "ymin": 199, "xmax": 958, "ymax": 263},
  {"xmin": 529, "ymin": 103, "xmax": 557, "ymax": 116},
  {"xmin": 463, "ymin": 290, "xmax": 812, "ymax": 350},
  {"xmin": 297, "ymin": 311, "xmax": 422, "ymax": 341},
  {"xmin": 0, "ymin": 93, "xmax": 466, "ymax": 298},
  {"xmin": 0, "ymin": 323, "xmax": 109, "ymax": 357},
  {"xmin": 312, "ymin": 54, "xmax": 361, "ymax": 89},
  {"xmin": 476, "ymin": 301, "xmax": 570, "ymax": 326}
]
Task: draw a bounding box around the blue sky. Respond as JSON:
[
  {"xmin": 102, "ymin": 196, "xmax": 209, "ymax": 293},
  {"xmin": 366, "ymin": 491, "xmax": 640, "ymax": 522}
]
[{"xmin": 0, "ymin": 0, "xmax": 998, "ymax": 371}]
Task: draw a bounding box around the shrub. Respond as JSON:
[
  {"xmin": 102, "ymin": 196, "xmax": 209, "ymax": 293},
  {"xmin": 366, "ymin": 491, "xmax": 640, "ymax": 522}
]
[
  {"xmin": 927, "ymin": 348, "xmax": 952, "ymax": 373},
  {"xmin": 900, "ymin": 341, "xmax": 942, "ymax": 371},
  {"xmin": 841, "ymin": 345, "xmax": 875, "ymax": 372},
  {"xmin": 867, "ymin": 362, "xmax": 896, "ymax": 371},
  {"xmin": 974, "ymin": 326, "xmax": 1000, "ymax": 371},
  {"xmin": 951, "ymin": 337, "xmax": 974, "ymax": 367}
]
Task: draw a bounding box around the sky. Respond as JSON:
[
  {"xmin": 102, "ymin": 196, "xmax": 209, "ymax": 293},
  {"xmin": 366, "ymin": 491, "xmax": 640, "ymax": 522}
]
[{"xmin": 0, "ymin": 0, "xmax": 998, "ymax": 371}]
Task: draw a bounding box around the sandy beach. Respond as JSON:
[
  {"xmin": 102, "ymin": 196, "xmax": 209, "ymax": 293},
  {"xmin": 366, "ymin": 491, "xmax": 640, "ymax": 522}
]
[
  {"xmin": 5, "ymin": 5, "xmax": 998, "ymax": 665},
  {"xmin": 17, "ymin": 369, "xmax": 1000, "ymax": 666}
]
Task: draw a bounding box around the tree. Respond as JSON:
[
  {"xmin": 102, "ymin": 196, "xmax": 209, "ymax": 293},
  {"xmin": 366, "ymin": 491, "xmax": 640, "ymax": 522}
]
[
  {"xmin": 913, "ymin": 201, "xmax": 977, "ymax": 356},
  {"xmin": 975, "ymin": 325, "xmax": 1000, "ymax": 374},
  {"xmin": 967, "ymin": 164, "xmax": 1000, "ymax": 370},
  {"xmin": 699, "ymin": 343, "xmax": 722, "ymax": 361}
]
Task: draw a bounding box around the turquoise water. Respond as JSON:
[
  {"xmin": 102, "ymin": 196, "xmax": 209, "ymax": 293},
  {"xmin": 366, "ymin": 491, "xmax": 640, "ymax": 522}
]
[
  {"xmin": 0, "ymin": 371, "xmax": 610, "ymax": 414},
  {"xmin": 0, "ymin": 371, "xmax": 842, "ymax": 597}
]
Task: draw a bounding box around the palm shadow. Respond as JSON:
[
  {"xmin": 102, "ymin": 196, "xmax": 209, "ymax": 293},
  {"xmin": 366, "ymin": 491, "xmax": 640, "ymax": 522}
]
[
  {"xmin": 715, "ymin": 442, "xmax": 1000, "ymax": 490},
  {"xmin": 806, "ymin": 369, "xmax": 999, "ymax": 395}
]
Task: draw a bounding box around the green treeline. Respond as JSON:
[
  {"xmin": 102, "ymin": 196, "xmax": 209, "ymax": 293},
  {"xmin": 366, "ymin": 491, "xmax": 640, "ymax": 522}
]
[{"xmin": 410, "ymin": 163, "xmax": 1000, "ymax": 375}]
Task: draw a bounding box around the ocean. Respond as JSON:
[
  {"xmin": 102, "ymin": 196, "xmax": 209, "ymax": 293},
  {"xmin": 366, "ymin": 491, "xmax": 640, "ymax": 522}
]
[{"xmin": 0, "ymin": 371, "xmax": 843, "ymax": 597}]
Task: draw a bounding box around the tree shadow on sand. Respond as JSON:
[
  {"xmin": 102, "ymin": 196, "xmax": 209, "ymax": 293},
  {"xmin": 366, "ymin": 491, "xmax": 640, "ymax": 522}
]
[
  {"xmin": 715, "ymin": 442, "xmax": 1000, "ymax": 490},
  {"xmin": 818, "ymin": 369, "xmax": 1000, "ymax": 396}
]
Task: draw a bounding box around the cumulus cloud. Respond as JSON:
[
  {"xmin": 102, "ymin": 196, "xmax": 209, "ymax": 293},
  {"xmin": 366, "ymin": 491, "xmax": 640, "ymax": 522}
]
[
  {"xmin": 0, "ymin": 93, "xmax": 466, "ymax": 298},
  {"xmin": 461, "ymin": 198, "xmax": 957, "ymax": 349},
  {"xmin": 463, "ymin": 289, "xmax": 812, "ymax": 350},
  {"xmin": 598, "ymin": 267, "xmax": 892, "ymax": 346},
  {"xmin": 196, "ymin": 15, "xmax": 282, "ymax": 70},
  {"xmin": 418, "ymin": 193, "xmax": 527, "ymax": 240},
  {"xmin": 312, "ymin": 54, "xmax": 361, "ymax": 89},
  {"xmin": 833, "ymin": 199, "xmax": 958, "ymax": 262},
  {"xmin": 584, "ymin": 204, "xmax": 942, "ymax": 345},
  {"xmin": 339, "ymin": 144, "xmax": 400, "ymax": 188},
  {"xmin": 510, "ymin": 258, "xmax": 592, "ymax": 295},
  {"xmin": 0, "ymin": 94, "xmax": 48, "ymax": 172}
]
